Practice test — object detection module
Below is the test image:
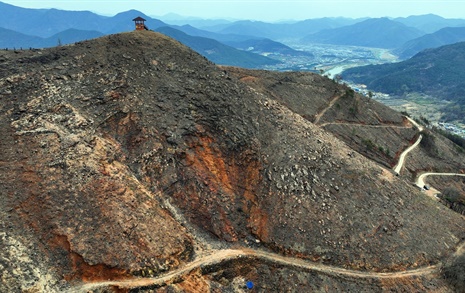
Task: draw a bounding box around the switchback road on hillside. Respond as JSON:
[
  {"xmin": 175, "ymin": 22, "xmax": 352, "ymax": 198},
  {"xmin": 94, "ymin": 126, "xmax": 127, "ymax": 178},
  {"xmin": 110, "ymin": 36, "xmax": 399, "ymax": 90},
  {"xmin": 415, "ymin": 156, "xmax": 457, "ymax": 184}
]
[
  {"xmin": 406, "ymin": 116, "xmax": 424, "ymax": 132},
  {"xmin": 313, "ymin": 102, "xmax": 423, "ymax": 177},
  {"xmin": 416, "ymin": 172, "xmax": 465, "ymax": 189},
  {"xmin": 393, "ymin": 134, "xmax": 423, "ymax": 175},
  {"xmin": 71, "ymin": 248, "xmax": 439, "ymax": 293},
  {"xmin": 392, "ymin": 116, "xmax": 424, "ymax": 175}
]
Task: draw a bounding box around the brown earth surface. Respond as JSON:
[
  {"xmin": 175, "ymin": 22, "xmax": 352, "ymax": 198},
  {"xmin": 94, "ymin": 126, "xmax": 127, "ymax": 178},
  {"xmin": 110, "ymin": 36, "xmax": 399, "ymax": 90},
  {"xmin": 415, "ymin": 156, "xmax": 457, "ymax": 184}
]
[{"xmin": 1, "ymin": 31, "xmax": 465, "ymax": 292}]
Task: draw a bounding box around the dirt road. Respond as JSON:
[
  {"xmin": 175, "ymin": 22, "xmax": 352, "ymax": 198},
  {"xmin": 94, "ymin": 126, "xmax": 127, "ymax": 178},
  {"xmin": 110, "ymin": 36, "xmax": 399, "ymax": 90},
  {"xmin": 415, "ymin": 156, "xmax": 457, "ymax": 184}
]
[
  {"xmin": 416, "ymin": 172, "xmax": 465, "ymax": 189},
  {"xmin": 406, "ymin": 116, "xmax": 424, "ymax": 132},
  {"xmin": 70, "ymin": 248, "xmax": 438, "ymax": 292},
  {"xmin": 66, "ymin": 115, "xmax": 465, "ymax": 293},
  {"xmin": 314, "ymin": 94, "xmax": 341, "ymax": 124},
  {"xmin": 393, "ymin": 134, "xmax": 423, "ymax": 175}
]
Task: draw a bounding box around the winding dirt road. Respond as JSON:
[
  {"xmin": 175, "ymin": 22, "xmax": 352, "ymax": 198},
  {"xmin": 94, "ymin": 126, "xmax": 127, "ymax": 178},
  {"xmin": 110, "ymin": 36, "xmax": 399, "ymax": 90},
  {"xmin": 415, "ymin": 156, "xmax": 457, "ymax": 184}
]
[
  {"xmin": 319, "ymin": 122, "xmax": 415, "ymax": 129},
  {"xmin": 406, "ymin": 116, "xmax": 424, "ymax": 132},
  {"xmin": 70, "ymin": 248, "xmax": 438, "ymax": 293},
  {"xmin": 416, "ymin": 173, "xmax": 465, "ymax": 189},
  {"xmin": 393, "ymin": 134, "xmax": 423, "ymax": 175},
  {"xmin": 391, "ymin": 116, "xmax": 425, "ymax": 175},
  {"xmin": 314, "ymin": 96, "xmax": 424, "ymax": 177}
]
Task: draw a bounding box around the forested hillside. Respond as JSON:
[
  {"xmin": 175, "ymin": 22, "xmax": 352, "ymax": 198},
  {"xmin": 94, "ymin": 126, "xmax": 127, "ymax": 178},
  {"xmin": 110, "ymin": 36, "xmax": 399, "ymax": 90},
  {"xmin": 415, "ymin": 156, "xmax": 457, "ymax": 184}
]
[{"xmin": 342, "ymin": 41, "xmax": 465, "ymax": 122}]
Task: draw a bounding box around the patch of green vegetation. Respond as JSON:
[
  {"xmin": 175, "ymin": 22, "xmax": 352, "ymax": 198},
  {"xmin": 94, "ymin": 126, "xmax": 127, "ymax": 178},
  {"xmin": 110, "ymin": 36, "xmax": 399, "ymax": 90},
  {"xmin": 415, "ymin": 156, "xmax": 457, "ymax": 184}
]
[
  {"xmin": 433, "ymin": 127, "xmax": 465, "ymax": 151},
  {"xmin": 342, "ymin": 42, "xmax": 465, "ymax": 124},
  {"xmin": 362, "ymin": 138, "xmax": 375, "ymax": 151},
  {"xmin": 407, "ymin": 93, "xmax": 438, "ymax": 107},
  {"xmin": 349, "ymin": 107, "xmax": 357, "ymax": 116},
  {"xmin": 443, "ymin": 253, "xmax": 465, "ymax": 292},
  {"xmin": 359, "ymin": 137, "xmax": 390, "ymax": 157},
  {"xmin": 419, "ymin": 116, "xmax": 430, "ymax": 126},
  {"xmin": 420, "ymin": 131, "xmax": 439, "ymax": 157},
  {"xmin": 342, "ymin": 89, "xmax": 355, "ymax": 99},
  {"xmin": 442, "ymin": 103, "xmax": 465, "ymax": 124},
  {"xmin": 442, "ymin": 188, "xmax": 465, "ymax": 205},
  {"xmin": 400, "ymin": 111, "xmax": 410, "ymax": 117}
]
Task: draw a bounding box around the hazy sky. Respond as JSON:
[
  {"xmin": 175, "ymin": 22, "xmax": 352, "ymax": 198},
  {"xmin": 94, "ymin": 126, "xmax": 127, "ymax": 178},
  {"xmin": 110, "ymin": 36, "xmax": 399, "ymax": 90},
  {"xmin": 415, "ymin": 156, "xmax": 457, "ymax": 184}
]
[{"xmin": 2, "ymin": 0, "xmax": 464, "ymax": 21}]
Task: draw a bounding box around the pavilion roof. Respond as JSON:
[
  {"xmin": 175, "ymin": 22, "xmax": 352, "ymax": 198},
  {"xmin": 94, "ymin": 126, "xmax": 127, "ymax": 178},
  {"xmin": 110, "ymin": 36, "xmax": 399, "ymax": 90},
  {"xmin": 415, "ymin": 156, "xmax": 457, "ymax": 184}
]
[{"xmin": 132, "ymin": 16, "xmax": 146, "ymax": 21}]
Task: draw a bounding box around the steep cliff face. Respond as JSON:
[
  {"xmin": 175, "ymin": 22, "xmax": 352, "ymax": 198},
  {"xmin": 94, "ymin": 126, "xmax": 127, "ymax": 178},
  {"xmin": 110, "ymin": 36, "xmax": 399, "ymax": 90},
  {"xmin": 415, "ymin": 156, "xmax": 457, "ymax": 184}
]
[{"xmin": 1, "ymin": 31, "xmax": 464, "ymax": 292}]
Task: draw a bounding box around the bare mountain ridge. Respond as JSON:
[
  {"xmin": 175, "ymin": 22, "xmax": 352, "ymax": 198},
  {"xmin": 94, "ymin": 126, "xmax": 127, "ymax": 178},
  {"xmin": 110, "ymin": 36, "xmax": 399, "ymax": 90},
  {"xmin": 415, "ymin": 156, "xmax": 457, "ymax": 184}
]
[
  {"xmin": 224, "ymin": 67, "xmax": 465, "ymax": 202},
  {"xmin": 1, "ymin": 31, "xmax": 465, "ymax": 292},
  {"xmin": 223, "ymin": 67, "xmax": 418, "ymax": 168},
  {"xmin": 0, "ymin": 2, "xmax": 280, "ymax": 68}
]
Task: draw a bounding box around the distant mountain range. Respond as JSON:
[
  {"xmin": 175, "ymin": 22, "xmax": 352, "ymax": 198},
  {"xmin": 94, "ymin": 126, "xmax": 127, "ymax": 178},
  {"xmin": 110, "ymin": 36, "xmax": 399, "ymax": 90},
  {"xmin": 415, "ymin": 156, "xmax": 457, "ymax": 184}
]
[
  {"xmin": 301, "ymin": 18, "xmax": 424, "ymax": 49},
  {"xmin": 2, "ymin": 0, "xmax": 465, "ymax": 68},
  {"xmin": 394, "ymin": 14, "xmax": 465, "ymax": 33},
  {"xmin": 394, "ymin": 27, "xmax": 465, "ymax": 59},
  {"xmin": 155, "ymin": 26, "xmax": 279, "ymax": 68},
  {"xmin": 0, "ymin": 2, "xmax": 283, "ymax": 68},
  {"xmin": 0, "ymin": 2, "xmax": 166, "ymax": 37},
  {"xmin": 0, "ymin": 27, "xmax": 104, "ymax": 49},
  {"xmin": 203, "ymin": 18, "xmax": 363, "ymax": 40},
  {"xmin": 223, "ymin": 38, "xmax": 314, "ymax": 57},
  {"xmin": 155, "ymin": 13, "xmax": 234, "ymax": 27},
  {"xmin": 168, "ymin": 24, "xmax": 261, "ymax": 43}
]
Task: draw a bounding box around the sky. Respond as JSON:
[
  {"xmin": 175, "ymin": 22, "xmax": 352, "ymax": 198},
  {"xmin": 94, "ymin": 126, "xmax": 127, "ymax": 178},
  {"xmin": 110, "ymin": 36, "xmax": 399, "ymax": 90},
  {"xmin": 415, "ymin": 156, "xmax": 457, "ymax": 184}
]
[{"xmin": 2, "ymin": 0, "xmax": 465, "ymax": 21}]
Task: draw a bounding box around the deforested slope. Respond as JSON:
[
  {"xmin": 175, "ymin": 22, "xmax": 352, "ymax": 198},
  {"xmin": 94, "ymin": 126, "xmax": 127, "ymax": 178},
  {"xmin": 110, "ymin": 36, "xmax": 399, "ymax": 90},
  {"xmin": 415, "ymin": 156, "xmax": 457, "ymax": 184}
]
[
  {"xmin": 1, "ymin": 31, "xmax": 464, "ymax": 292},
  {"xmin": 224, "ymin": 67, "xmax": 418, "ymax": 168}
]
